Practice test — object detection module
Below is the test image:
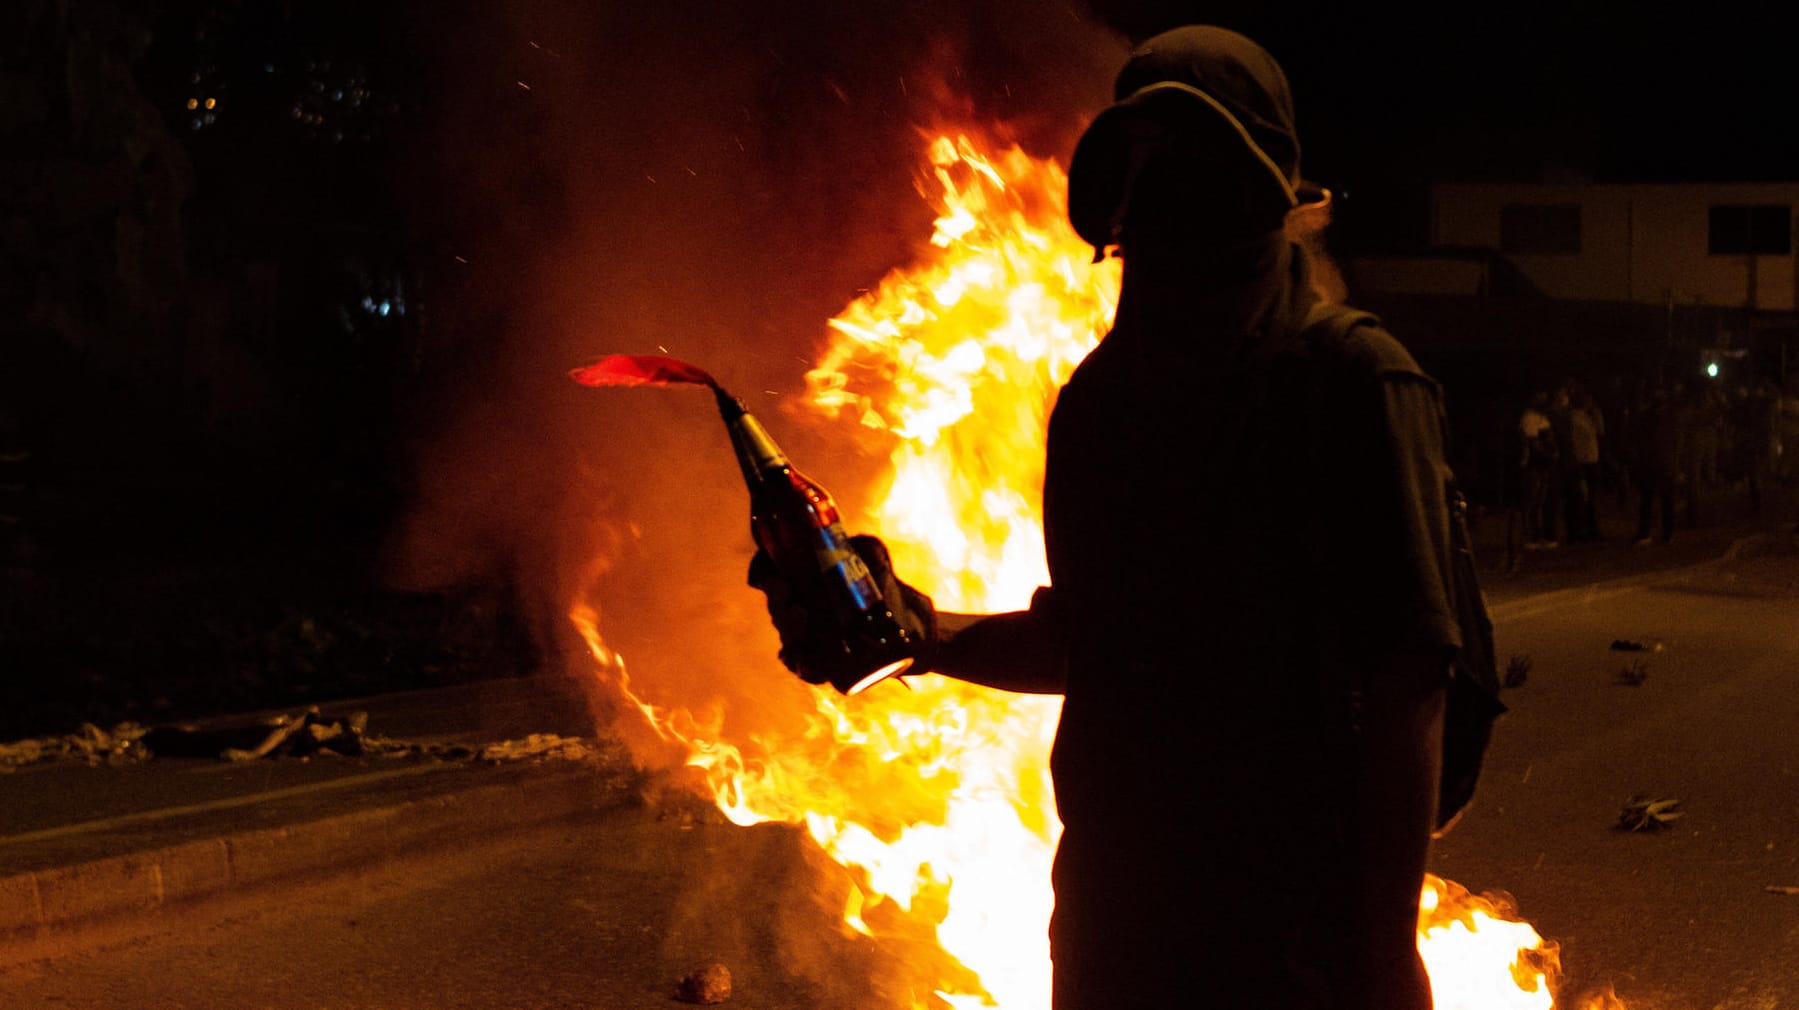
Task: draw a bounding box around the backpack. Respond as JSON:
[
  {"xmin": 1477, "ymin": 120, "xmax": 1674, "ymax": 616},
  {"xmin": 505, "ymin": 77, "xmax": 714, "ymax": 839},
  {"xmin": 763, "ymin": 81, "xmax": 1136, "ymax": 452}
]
[{"xmin": 1296, "ymin": 302, "xmax": 1506, "ymax": 835}]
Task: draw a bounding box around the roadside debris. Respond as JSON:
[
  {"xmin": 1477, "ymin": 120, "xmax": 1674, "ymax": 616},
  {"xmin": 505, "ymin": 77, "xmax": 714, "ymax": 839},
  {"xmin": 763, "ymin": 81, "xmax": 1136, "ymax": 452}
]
[
  {"xmin": 2, "ymin": 709, "xmax": 610, "ymax": 769},
  {"xmin": 1616, "ymin": 660, "xmax": 1650, "ymax": 686},
  {"xmin": 475, "ymin": 733, "xmax": 597, "ymax": 763},
  {"xmin": 1609, "ymin": 639, "xmax": 1664, "ymax": 653},
  {"xmin": 140, "ymin": 707, "xmax": 371, "ymax": 761},
  {"xmin": 1617, "ymin": 796, "xmax": 1684, "ymax": 831},
  {"xmin": 675, "ymin": 963, "xmax": 732, "ymax": 1004},
  {"xmin": 0, "ymin": 722, "xmax": 147, "ymax": 771},
  {"xmin": 1765, "ymin": 885, "xmax": 1799, "ymax": 896},
  {"xmin": 230, "ymin": 709, "xmax": 365, "ymax": 760},
  {"xmin": 1503, "ymin": 654, "xmax": 1532, "ymax": 689}
]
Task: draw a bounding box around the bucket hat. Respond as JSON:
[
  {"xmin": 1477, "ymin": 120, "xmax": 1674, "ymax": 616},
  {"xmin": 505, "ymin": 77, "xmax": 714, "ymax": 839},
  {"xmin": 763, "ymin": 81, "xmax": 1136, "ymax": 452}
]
[{"xmin": 1069, "ymin": 25, "xmax": 1324, "ymax": 252}]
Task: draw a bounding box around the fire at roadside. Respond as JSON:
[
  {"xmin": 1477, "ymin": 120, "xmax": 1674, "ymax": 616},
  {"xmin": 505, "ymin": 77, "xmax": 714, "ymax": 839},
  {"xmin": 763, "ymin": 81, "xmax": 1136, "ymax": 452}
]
[{"xmin": 560, "ymin": 130, "xmax": 1638, "ymax": 1010}]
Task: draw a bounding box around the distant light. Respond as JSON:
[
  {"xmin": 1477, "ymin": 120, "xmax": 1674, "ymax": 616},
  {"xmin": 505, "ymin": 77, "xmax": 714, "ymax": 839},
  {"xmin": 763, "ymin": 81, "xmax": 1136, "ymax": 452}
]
[
  {"xmin": 332, "ymin": 90, "xmax": 343, "ymax": 101},
  {"xmin": 191, "ymin": 118, "xmax": 203, "ymax": 130},
  {"xmin": 265, "ymin": 63, "xmax": 276, "ymax": 73},
  {"xmin": 203, "ymin": 113, "xmax": 215, "ymax": 125},
  {"xmin": 186, "ymin": 98, "xmax": 198, "ymax": 110},
  {"xmin": 204, "ymin": 97, "xmax": 216, "ymax": 110},
  {"xmin": 378, "ymin": 301, "xmax": 391, "ymax": 317},
  {"xmin": 1706, "ymin": 362, "xmax": 1721, "ymax": 378}
]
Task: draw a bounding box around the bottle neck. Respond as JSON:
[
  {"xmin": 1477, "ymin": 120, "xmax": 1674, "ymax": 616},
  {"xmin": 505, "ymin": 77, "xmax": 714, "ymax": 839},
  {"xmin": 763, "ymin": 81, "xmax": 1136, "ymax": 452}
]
[{"xmin": 716, "ymin": 388, "xmax": 790, "ymax": 486}]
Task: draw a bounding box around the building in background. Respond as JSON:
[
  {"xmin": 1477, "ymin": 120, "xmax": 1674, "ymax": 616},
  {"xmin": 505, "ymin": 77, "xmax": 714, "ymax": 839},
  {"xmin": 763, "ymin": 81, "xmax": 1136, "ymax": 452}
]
[
  {"xmin": 1341, "ymin": 183, "xmax": 1799, "ymax": 507},
  {"xmin": 1346, "ymin": 182, "xmax": 1799, "ymax": 387},
  {"xmin": 1429, "ymin": 182, "xmax": 1799, "ymax": 311}
]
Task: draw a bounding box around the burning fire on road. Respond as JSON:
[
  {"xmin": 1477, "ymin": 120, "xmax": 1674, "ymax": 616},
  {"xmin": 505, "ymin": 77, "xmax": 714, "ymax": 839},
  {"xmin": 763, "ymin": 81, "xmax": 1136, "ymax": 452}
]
[{"xmin": 570, "ymin": 128, "xmax": 1621, "ymax": 1010}]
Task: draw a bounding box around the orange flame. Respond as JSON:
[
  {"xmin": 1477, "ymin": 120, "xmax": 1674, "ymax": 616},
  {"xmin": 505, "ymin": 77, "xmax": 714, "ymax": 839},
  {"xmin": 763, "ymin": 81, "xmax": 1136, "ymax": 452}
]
[
  {"xmin": 1419, "ymin": 874, "xmax": 1558, "ymax": 1010},
  {"xmin": 570, "ymin": 129, "xmax": 1624, "ymax": 1009}
]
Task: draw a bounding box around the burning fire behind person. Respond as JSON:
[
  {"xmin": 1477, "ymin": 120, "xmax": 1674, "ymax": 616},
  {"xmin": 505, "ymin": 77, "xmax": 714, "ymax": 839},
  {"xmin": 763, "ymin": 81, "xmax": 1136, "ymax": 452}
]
[
  {"xmin": 571, "ymin": 133, "xmax": 1101, "ymax": 1010},
  {"xmin": 750, "ymin": 25, "xmax": 1472, "ymax": 1010},
  {"xmin": 559, "ymin": 19, "xmax": 1607, "ymax": 1010}
]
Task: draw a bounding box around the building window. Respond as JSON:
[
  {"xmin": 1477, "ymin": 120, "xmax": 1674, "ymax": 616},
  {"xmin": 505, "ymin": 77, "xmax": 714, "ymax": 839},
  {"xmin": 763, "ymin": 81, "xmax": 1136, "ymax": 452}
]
[
  {"xmin": 1499, "ymin": 204, "xmax": 1582, "ymax": 255},
  {"xmin": 1708, "ymin": 205, "xmax": 1791, "ymax": 255}
]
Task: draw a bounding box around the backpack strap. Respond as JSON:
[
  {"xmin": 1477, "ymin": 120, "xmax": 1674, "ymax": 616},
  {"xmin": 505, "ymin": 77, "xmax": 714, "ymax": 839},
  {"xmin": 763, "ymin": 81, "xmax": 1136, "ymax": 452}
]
[
  {"xmin": 1297, "ymin": 301, "xmax": 1432, "ymax": 385},
  {"xmin": 1293, "ymin": 300, "xmax": 1506, "ymax": 833},
  {"xmin": 1298, "ymin": 300, "xmax": 1382, "ymax": 351}
]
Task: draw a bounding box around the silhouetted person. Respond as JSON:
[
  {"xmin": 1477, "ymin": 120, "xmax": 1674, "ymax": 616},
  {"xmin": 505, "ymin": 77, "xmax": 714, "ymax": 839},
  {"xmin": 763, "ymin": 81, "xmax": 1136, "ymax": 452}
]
[
  {"xmin": 1610, "ymin": 379, "xmax": 1642, "ymax": 511},
  {"xmin": 1731, "ymin": 382, "xmax": 1779, "ymax": 515},
  {"xmin": 1497, "ymin": 408, "xmax": 1527, "ymax": 572},
  {"xmin": 1632, "ymin": 383, "xmax": 1679, "ymax": 545},
  {"xmin": 1519, "ymin": 391, "xmax": 1559, "ymax": 548},
  {"xmin": 756, "ymin": 26, "xmax": 1459, "ymax": 1010},
  {"xmin": 1690, "ymin": 382, "xmax": 1726, "ymax": 490},
  {"xmin": 1675, "ymin": 381, "xmax": 1716, "ymax": 529},
  {"xmin": 1566, "ymin": 387, "xmax": 1604, "ymax": 541}
]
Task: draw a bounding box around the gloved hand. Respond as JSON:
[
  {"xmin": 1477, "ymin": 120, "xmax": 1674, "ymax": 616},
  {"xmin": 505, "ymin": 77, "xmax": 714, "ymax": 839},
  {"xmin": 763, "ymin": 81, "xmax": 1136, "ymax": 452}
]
[
  {"xmin": 747, "ymin": 535, "xmax": 937, "ymax": 686},
  {"xmin": 851, "ymin": 535, "xmax": 938, "ymax": 664},
  {"xmin": 746, "ymin": 545, "xmax": 832, "ymax": 686}
]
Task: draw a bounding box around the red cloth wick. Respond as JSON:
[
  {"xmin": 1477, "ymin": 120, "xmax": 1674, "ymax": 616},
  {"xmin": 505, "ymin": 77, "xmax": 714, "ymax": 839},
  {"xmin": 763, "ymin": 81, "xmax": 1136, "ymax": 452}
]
[{"xmin": 568, "ymin": 354, "xmax": 719, "ymax": 389}]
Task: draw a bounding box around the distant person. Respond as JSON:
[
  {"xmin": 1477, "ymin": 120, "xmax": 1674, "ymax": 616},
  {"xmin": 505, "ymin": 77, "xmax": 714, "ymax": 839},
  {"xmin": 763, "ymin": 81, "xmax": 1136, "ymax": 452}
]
[
  {"xmin": 1496, "ymin": 407, "xmax": 1526, "ymax": 572},
  {"xmin": 1778, "ymin": 386, "xmax": 1799, "ymax": 485},
  {"xmin": 1611, "ymin": 383, "xmax": 1638, "ymax": 510},
  {"xmin": 1519, "ymin": 391, "xmax": 1559, "ymax": 548},
  {"xmin": 1694, "ymin": 383, "xmax": 1726, "ymax": 491},
  {"xmin": 1731, "ymin": 382, "xmax": 1779, "ymax": 516},
  {"xmin": 1545, "ymin": 384, "xmax": 1578, "ymax": 543},
  {"xmin": 1566, "ymin": 388, "xmax": 1604, "ymax": 541},
  {"xmin": 1632, "ymin": 383, "xmax": 1679, "ymax": 545},
  {"xmin": 1674, "ymin": 381, "xmax": 1711, "ymax": 529},
  {"xmin": 1597, "ymin": 376, "xmax": 1633, "ymax": 509}
]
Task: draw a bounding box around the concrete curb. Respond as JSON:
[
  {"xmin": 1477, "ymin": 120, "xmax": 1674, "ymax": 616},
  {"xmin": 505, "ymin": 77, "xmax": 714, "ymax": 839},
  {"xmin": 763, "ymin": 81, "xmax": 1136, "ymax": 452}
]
[
  {"xmin": 1487, "ymin": 531, "xmax": 1777, "ymax": 623},
  {"xmin": 0, "ymin": 761, "xmax": 636, "ymax": 965}
]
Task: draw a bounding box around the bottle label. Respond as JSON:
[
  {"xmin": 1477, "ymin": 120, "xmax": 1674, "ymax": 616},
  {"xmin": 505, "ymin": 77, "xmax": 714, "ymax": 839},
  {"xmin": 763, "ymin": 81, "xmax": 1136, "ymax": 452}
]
[
  {"xmin": 830, "ymin": 550, "xmax": 880, "ymax": 611},
  {"xmin": 811, "ymin": 525, "xmax": 879, "ymax": 613}
]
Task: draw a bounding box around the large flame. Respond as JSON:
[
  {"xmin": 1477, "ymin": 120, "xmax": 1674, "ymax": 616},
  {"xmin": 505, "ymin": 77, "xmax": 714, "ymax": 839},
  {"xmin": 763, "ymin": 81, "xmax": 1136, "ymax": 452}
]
[{"xmin": 571, "ymin": 129, "xmax": 1621, "ymax": 1009}]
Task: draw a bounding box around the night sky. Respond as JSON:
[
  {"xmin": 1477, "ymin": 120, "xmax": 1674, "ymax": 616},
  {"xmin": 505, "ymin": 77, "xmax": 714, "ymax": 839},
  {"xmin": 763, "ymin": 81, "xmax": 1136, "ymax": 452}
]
[
  {"xmin": 134, "ymin": 2, "xmax": 1799, "ymax": 252},
  {"xmin": 1163, "ymin": 4, "xmax": 1799, "ymax": 180},
  {"xmin": 1101, "ymin": 4, "xmax": 1799, "ymax": 248}
]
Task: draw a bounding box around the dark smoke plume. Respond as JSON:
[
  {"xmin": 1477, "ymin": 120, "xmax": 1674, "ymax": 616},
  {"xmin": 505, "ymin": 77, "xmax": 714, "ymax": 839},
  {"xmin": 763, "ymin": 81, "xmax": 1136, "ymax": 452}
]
[{"xmin": 382, "ymin": 2, "xmax": 1124, "ymax": 750}]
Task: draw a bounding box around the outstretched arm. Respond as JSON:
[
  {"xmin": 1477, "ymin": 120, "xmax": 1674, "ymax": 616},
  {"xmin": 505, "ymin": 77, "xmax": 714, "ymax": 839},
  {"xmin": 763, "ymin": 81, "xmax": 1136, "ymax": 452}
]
[{"xmin": 927, "ymin": 595, "xmax": 1069, "ymax": 695}]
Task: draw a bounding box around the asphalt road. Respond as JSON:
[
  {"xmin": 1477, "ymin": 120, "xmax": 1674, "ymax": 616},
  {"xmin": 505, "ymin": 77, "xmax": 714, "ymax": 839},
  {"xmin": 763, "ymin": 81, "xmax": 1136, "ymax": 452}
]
[
  {"xmin": 0, "ymin": 811, "xmax": 903, "ymax": 1010},
  {"xmin": 1432, "ymin": 548, "xmax": 1799, "ymax": 1010},
  {"xmin": 5, "ymin": 548, "xmax": 1798, "ymax": 1010}
]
